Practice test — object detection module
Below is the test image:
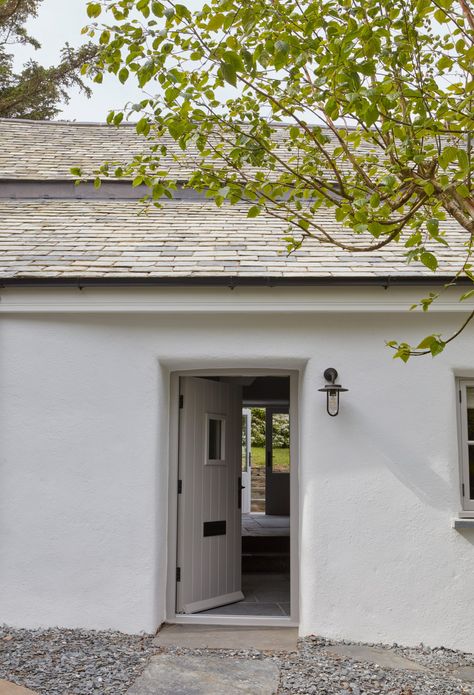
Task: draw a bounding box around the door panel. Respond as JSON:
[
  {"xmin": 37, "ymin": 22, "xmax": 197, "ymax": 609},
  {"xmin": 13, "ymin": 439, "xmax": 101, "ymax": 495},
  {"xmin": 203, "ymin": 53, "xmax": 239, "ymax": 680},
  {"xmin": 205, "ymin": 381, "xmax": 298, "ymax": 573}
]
[
  {"xmin": 265, "ymin": 407, "xmax": 290, "ymax": 516},
  {"xmin": 241, "ymin": 408, "xmax": 252, "ymax": 514},
  {"xmin": 176, "ymin": 376, "xmax": 244, "ymax": 614}
]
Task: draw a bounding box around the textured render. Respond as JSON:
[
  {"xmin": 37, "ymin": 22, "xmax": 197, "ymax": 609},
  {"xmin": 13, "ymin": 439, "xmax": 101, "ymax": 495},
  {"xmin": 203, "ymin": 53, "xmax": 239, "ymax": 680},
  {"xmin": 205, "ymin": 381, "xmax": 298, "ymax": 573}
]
[
  {"xmin": 0, "ymin": 198, "xmax": 468, "ymax": 279},
  {"xmin": 2, "ymin": 299, "xmax": 474, "ymax": 650}
]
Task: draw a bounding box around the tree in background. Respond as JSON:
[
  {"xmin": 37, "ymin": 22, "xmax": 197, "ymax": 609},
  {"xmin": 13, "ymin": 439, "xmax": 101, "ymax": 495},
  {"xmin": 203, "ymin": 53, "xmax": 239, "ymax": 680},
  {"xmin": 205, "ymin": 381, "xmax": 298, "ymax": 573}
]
[
  {"xmin": 84, "ymin": 0, "xmax": 474, "ymax": 358},
  {"xmin": 249, "ymin": 408, "xmax": 289, "ymax": 449},
  {"xmin": 0, "ymin": 0, "xmax": 96, "ymax": 118}
]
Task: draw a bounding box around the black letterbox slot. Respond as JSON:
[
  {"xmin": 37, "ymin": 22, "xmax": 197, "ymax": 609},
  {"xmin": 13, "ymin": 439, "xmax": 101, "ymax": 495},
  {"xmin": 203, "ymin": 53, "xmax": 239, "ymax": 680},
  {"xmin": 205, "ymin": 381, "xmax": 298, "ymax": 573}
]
[{"xmin": 203, "ymin": 520, "xmax": 226, "ymax": 537}]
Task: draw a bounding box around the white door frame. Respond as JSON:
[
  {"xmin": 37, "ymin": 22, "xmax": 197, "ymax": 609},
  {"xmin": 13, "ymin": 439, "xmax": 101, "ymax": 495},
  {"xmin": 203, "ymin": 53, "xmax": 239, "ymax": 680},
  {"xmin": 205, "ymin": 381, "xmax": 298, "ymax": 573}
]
[
  {"xmin": 241, "ymin": 407, "xmax": 252, "ymax": 514},
  {"xmin": 166, "ymin": 367, "xmax": 300, "ymax": 627}
]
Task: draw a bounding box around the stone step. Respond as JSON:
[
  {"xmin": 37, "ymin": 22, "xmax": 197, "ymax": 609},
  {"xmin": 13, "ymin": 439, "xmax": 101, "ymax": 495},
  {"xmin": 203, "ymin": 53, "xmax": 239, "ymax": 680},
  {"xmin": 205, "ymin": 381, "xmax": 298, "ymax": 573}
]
[{"xmin": 242, "ymin": 536, "xmax": 290, "ymax": 553}]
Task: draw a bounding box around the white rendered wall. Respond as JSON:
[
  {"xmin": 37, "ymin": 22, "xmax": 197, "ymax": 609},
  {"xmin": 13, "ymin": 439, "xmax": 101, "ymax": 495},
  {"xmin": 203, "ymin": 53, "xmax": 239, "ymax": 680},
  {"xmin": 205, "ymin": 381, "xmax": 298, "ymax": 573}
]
[{"xmin": 1, "ymin": 286, "xmax": 474, "ymax": 649}]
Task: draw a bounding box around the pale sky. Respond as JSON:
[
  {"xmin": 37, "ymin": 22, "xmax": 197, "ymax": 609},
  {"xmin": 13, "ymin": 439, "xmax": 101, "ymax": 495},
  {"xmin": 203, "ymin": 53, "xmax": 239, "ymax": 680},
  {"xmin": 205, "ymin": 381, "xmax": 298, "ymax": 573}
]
[{"xmin": 12, "ymin": 0, "xmax": 202, "ymax": 122}]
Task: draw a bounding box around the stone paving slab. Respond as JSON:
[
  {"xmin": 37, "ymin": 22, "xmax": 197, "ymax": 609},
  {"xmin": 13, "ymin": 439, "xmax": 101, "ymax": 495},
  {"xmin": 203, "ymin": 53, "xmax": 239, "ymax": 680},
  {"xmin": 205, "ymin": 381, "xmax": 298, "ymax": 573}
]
[
  {"xmin": 126, "ymin": 653, "xmax": 280, "ymax": 695},
  {"xmin": 154, "ymin": 625, "xmax": 297, "ymax": 651},
  {"xmin": 452, "ymin": 666, "xmax": 474, "ymax": 682},
  {"xmin": 0, "ymin": 681, "xmax": 38, "ymax": 695},
  {"xmin": 324, "ymin": 644, "xmax": 430, "ymax": 672}
]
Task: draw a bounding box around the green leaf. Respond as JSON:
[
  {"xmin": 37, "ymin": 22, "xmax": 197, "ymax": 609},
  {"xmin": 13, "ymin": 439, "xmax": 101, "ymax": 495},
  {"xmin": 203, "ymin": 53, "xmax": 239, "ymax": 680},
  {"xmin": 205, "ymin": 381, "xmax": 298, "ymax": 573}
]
[
  {"xmin": 420, "ymin": 251, "xmax": 438, "ymax": 271},
  {"xmin": 456, "ymin": 184, "xmax": 470, "ymax": 198},
  {"xmin": 417, "ymin": 335, "xmax": 437, "ymax": 349},
  {"xmin": 247, "ymin": 205, "xmax": 262, "ymax": 218},
  {"xmin": 325, "ymin": 97, "xmax": 339, "ymax": 119},
  {"xmin": 136, "ymin": 118, "xmax": 150, "ymax": 136},
  {"xmin": 439, "ymin": 146, "xmax": 457, "ymax": 169},
  {"xmin": 423, "ymin": 182, "xmax": 435, "ymax": 196},
  {"xmin": 208, "ymin": 13, "xmax": 224, "ymax": 30},
  {"xmin": 457, "ymin": 149, "xmax": 469, "ymax": 171},
  {"xmin": 437, "ymin": 55, "xmax": 453, "ymax": 70},
  {"xmin": 220, "ymin": 62, "xmax": 237, "ymax": 87},
  {"xmin": 274, "ymin": 39, "xmax": 289, "ymax": 69},
  {"xmin": 222, "ymin": 51, "xmax": 244, "ymax": 73},
  {"xmin": 87, "ymin": 2, "xmax": 102, "ymax": 18},
  {"xmin": 364, "ymin": 103, "xmax": 379, "ymax": 127},
  {"xmin": 118, "ymin": 67, "xmax": 129, "ymax": 84},
  {"xmin": 430, "ymin": 339, "xmax": 445, "ymax": 357}
]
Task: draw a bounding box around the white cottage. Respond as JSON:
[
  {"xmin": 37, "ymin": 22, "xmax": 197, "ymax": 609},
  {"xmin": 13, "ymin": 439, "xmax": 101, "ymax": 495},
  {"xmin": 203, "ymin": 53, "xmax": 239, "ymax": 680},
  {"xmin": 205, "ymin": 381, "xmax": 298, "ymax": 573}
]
[{"xmin": 1, "ymin": 118, "xmax": 474, "ymax": 652}]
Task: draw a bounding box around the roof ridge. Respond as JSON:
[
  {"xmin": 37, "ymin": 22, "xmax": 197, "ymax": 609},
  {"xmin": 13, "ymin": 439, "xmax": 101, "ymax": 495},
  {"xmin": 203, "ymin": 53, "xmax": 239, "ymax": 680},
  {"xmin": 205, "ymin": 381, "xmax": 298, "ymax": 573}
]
[{"xmin": 0, "ymin": 117, "xmax": 360, "ymax": 131}]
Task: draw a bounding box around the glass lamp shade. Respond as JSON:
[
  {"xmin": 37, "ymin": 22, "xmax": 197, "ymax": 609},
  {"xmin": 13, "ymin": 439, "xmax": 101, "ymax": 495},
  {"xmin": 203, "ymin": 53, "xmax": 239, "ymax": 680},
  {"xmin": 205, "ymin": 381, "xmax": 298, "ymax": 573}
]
[{"xmin": 318, "ymin": 383, "xmax": 348, "ymax": 416}]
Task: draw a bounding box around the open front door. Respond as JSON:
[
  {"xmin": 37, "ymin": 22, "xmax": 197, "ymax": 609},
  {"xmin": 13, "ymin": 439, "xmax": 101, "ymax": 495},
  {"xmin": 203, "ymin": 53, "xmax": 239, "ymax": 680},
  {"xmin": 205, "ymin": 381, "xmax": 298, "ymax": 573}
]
[{"xmin": 176, "ymin": 376, "xmax": 244, "ymax": 614}]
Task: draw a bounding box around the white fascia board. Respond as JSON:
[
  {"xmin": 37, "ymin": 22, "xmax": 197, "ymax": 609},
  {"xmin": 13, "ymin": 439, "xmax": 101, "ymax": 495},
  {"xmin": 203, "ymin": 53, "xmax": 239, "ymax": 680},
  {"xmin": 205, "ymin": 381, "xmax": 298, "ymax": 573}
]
[{"xmin": 0, "ymin": 285, "xmax": 471, "ymax": 313}]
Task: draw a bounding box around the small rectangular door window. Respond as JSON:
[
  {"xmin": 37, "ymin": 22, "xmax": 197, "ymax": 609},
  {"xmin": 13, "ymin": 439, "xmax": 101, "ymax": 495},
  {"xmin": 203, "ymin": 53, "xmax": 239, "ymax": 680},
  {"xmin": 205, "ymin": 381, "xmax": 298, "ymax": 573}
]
[{"xmin": 206, "ymin": 414, "xmax": 226, "ymax": 465}]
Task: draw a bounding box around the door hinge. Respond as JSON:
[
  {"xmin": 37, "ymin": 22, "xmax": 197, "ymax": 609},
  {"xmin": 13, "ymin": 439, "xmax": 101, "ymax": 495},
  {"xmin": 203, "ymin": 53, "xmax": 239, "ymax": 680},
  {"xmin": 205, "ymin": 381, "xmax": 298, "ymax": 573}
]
[
  {"xmin": 463, "ymin": 483, "xmax": 465, "ymax": 497},
  {"xmin": 178, "ymin": 479, "xmax": 182, "ymax": 494},
  {"xmin": 459, "ymin": 389, "xmax": 462, "ymax": 403},
  {"xmin": 179, "ymin": 394, "xmax": 184, "ymax": 409},
  {"xmin": 176, "ymin": 567, "xmax": 181, "ymax": 582}
]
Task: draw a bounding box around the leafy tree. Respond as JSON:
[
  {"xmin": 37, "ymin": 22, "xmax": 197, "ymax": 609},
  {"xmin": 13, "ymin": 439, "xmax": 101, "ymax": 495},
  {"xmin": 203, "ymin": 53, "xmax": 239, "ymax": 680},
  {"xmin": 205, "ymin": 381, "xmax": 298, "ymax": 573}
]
[
  {"xmin": 246, "ymin": 408, "xmax": 289, "ymax": 448},
  {"xmin": 84, "ymin": 0, "xmax": 474, "ymax": 358},
  {"xmin": 249, "ymin": 407, "xmax": 266, "ymax": 448},
  {"xmin": 0, "ymin": 0, "xmax": 96, "ymax": 118}
]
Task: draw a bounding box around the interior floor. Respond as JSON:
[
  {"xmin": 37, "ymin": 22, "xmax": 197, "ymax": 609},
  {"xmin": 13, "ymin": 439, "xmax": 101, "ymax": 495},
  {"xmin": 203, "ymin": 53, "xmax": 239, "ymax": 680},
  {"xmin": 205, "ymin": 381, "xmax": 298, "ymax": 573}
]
[
  {"xmin": 200, "ymin": 512, "xmax": 291, "ymax": 617},
  {"xmin": 199, "ymin": 572, "xmax": 290, "ymax": 616}
]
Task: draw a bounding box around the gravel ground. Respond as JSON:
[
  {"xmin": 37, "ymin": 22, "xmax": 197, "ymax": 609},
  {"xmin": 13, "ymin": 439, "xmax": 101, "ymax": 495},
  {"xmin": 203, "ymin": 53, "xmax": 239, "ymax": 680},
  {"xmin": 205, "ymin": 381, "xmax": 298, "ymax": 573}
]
[
  {"xmin": 2, "ymin": 625, "xmax": 474, "ymax": 694},
  {"xmin": 279, "ymin": 637, "xmax": 474, "ymax": 694},
  {"xmin": 0, "ymin": 626, "xmax": 156, "ymax": 694}
]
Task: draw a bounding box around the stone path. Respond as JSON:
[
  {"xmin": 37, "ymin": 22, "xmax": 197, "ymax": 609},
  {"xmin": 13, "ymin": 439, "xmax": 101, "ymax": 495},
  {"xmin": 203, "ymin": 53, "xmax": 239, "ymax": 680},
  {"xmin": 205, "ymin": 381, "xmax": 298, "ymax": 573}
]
[
  {"xmin": 127, "ymin": 654, "xmax": 280, "ymax": 695},
  {"xmin": 323, "ymin": 644, "xmax": 430, "ymax": 672},
  {"xmin": 0, "ymin": 681, "xmax": 38, "ymax": 695}
]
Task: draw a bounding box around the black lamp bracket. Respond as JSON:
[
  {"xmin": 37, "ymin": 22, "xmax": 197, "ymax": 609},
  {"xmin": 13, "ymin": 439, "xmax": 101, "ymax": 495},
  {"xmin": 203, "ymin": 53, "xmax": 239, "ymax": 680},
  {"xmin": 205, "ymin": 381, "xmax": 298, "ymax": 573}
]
[{"xmin": 323, "ymin": 367, "xmax": 338, "ymax": 384}]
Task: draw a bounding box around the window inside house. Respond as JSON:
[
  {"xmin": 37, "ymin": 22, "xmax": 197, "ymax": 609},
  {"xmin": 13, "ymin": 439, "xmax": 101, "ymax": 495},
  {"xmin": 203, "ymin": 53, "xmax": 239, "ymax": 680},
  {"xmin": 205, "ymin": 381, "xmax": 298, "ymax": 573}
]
[
  {"xmin": 458, "ymin": 381, "xmax": 474, "ymax": 510},
  {"xmin": 271, "ymin": 412, "xmax": 290, "ymax": 473},
  {"xmin": 206, "ymin": 415, "xmax": 225, "ymax": 464}
]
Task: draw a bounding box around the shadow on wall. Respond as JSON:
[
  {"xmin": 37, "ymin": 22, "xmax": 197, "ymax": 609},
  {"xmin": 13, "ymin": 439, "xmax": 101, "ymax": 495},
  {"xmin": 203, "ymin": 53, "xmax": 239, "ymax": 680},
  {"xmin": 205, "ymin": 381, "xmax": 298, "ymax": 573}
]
[{"xmin": 320, "ymin": 403, "xmax": 454, "ymax": 512}]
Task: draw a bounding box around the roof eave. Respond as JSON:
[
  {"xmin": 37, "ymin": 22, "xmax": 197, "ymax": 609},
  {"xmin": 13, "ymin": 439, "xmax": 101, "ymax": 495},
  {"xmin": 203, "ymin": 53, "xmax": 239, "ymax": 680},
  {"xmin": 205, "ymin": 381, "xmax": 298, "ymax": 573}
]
[{"xmin": 0, "ymin": 275, "xmax": 469, "ymax": 288}]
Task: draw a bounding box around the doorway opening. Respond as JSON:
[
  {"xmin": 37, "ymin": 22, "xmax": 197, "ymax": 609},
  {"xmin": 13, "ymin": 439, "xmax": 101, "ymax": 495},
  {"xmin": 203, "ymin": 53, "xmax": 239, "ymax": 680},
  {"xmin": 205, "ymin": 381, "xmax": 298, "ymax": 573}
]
[{"xmin": 173, "ymin": 374, "xmax": 293, "ymax": 622}]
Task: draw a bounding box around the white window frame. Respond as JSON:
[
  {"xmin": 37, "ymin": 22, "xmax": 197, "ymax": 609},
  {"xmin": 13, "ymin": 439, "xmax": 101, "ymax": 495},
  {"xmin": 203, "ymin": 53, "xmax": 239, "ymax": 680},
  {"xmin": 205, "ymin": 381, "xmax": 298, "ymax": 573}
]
[
  {"xmin": 205, "ymin": 413, "xmax": 226, "ymax": 465},
  {"xmin": 458, "ymin": 379, "xmax": 474, "ymax": 513}
]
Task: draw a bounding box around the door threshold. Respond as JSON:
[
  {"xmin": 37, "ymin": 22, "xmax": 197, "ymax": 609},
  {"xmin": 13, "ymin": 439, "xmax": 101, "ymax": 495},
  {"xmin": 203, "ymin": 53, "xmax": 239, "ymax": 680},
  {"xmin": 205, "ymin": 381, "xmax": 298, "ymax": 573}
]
[{"xmin": 170, "ymin": 614, "xmax": 298, "ymax": 628}]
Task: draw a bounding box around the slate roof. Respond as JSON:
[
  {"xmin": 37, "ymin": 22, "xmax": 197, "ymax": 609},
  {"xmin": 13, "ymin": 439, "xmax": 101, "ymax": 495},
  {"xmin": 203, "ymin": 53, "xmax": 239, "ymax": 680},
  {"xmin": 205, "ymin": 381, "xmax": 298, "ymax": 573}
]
[
  {"xmin": 0, "ymin": 119, "xmax": 469, "ymax": 282},
  {"xmin": 0, "ymin": 118, "xmax": 374, "ymax": 181},
  {"xmin": 0, "ymin": 199, "xmax": 468, "ymax": 280}
]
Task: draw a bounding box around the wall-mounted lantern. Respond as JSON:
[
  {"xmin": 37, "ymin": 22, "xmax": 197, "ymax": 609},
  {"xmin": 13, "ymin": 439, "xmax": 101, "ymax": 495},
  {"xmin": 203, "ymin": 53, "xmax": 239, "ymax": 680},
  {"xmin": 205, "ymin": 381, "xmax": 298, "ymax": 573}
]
[{"xmin": 318, "ymin": 368, "xmax": 348, "ymax": 417}]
